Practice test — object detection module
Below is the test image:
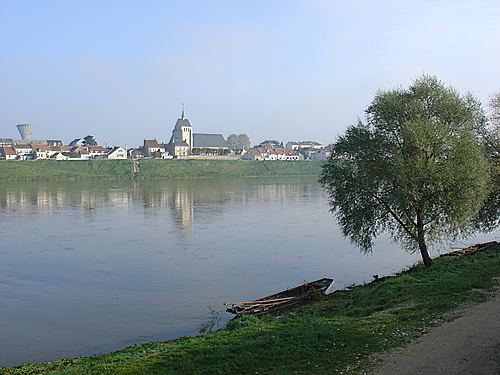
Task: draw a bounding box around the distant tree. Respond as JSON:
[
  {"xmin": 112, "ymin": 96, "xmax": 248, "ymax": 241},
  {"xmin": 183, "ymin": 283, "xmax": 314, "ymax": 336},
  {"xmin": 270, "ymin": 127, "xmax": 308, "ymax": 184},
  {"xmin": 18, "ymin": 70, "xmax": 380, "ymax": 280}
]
[
  {"xmin": 320, "ymin": 76, "xmax": 489, "ymax": 267},
  {"xmin": 83, "ymin": 135, "xmax": 97, "ymax": 146},
  {"xmin": 226, "ymin": 134, "xmax": 239, "ymax": 150},
  {"xmin": 237, "ymin": 134, "xmax": 251, "ymax": 150}
]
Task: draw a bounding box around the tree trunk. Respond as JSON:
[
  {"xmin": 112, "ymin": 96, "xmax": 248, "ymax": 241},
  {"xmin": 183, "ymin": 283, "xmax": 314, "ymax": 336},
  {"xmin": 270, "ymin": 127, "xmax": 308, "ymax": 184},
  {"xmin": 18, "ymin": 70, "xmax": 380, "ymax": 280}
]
[
  {"xmin": 418, "ymin": 238, "xmax": 433, "ymax": 267},
  {"xmin": 417, "ymin": 213, "xmax": 433, "ymax": 267}
]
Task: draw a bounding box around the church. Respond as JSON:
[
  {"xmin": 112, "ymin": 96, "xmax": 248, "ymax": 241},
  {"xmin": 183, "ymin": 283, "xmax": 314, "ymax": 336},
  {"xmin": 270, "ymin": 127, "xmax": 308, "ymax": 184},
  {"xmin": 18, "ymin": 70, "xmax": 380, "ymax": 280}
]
[{"xmin": 166, "ymin": 107, "xmax": 228, "ymax": 157}]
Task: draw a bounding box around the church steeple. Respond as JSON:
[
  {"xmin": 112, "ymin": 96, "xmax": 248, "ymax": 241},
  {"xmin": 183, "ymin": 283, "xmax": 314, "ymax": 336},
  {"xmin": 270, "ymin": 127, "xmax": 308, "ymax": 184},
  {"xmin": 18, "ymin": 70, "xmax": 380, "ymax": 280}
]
[{"xmin": 181, "ymin": 103, "xmax": 185, "ymax": 120}]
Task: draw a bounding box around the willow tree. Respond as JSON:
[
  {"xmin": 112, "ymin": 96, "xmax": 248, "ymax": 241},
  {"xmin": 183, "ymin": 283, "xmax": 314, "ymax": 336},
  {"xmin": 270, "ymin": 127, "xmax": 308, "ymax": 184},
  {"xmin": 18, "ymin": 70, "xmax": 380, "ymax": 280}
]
[
  {"xmin": 320, "ymin": 76, "xmax": 489, "ymax": 267},
  {"xmin": 472, "ymin": 92, "xmax": 500, "ymax": 230}
]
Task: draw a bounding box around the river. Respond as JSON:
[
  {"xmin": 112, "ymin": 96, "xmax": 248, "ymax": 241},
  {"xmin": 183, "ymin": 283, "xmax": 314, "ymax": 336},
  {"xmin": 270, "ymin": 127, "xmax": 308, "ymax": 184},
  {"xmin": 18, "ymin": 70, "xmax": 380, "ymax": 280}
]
[{"xmin": 0, "ymin": 177, "xmax": 497, "ymax": 366}]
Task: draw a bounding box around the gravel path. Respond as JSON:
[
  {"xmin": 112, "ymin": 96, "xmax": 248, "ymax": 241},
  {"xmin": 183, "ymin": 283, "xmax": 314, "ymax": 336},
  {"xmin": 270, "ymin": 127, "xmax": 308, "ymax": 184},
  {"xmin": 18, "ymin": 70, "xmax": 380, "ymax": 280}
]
[{"xmin": 365, "ymin": 290, "xmax": 500, "ymax": 375}]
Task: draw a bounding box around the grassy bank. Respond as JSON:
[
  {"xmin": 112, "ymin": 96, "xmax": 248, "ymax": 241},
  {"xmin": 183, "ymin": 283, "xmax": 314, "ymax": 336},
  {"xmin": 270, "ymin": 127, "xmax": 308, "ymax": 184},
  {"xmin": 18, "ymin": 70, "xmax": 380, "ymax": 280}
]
[
  {"xmin": 0, "ymin": 160, "xmax": 324, "ymax": 181},
  {"xmin": 4, "ymin": 245, "xmax": 500, "ymax": 375}
]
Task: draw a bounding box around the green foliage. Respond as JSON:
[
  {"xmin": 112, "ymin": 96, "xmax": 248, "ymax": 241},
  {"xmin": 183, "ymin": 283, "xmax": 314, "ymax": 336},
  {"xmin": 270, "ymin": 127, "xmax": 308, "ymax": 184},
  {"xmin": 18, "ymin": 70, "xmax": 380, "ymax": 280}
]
[
  {"xmin": 320, "ymin": 76, "xmax": 489, "ymax": 260},
  {"xmin": 225, "ymin": 134, "xmax": 251, "ymax": 150},
  {"xmin": 131, "ymin": 160, "xmax": 323, "ymax": 178},
  {"xmin": 0, "ymin": 160, "xmax": 132, "ymax": 181},
  {"xmin": 3, "ymin": 246, "xmax": 500, "ymax": 375},
  {"xmin": 83, "ymin": 135, "xmax": 98, "ymax": 146},
  {"xmin": 471, "ymin": 92, "xmax": 500, "ymax": 231}
]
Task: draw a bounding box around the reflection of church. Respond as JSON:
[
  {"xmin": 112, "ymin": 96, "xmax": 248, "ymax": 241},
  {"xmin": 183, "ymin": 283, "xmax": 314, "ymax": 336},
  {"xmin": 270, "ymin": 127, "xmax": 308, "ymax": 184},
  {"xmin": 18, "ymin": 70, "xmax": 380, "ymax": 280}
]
[{"xmin": 166, "ymin": 107, "xmax": 228, "ymax": 157}]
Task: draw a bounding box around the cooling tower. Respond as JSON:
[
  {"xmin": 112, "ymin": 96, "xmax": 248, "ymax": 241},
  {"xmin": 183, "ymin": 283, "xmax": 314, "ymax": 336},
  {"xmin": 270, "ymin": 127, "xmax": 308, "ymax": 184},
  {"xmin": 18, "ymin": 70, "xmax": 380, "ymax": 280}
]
[{"xmin": 16, "ymin": 124, "xmax": 34, "ymax": 140}]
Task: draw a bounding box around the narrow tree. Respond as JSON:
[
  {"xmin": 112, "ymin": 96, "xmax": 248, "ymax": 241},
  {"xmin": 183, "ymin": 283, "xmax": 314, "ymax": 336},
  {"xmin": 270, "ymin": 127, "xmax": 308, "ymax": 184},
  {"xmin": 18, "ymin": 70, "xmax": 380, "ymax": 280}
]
[
  {"xmin": 320, "ymin": 76, "xmax": 489, "ymax": 267},
  {"xmin": 226, "ymin": 134, "xmax": 239, "ymax": 150},
  {"xmin": 237, "ymin": 134, "xmax": 251, "ymax": 150}
]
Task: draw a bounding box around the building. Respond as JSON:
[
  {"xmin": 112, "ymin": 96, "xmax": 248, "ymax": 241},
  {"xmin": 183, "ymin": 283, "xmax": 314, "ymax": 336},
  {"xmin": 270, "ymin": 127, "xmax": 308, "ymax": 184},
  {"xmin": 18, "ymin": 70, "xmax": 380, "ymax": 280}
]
[
  {"xmin": 166, "ymin": 107, "xmax": 230, "ymax": 158},
  {"xmin": 69, "ymin": 138, "xmax": 85, "ymax": 147},
  {"xmin": 310, "ymin": 146, "xmax": 333, "ymax": 160},
  {"xmin": 50, "ymin": 152, "xmax": 68, "ymax": 161},
  {"xmin": 257, "ymin": 140, "xmax": 282, "ymax": 148},
  {"xmin": 106, "ymin": 146, "xmax": 127, "ymax": 159},
  {"xmin": 166, "ymin": 108, "xmax": 192, "ymax": 157},
  {"xmin": 192, "ymin": 133, "xmax": 228, "ymax": 155},
  {"xmin": 13, "ymin": 144, "xmax": 35, "ymax": 160},
  {"xmin": 143, "ymin": 139, "xmax": 166, "ymax": 157},
  {"xmin": 242, "ymin": 146, "xmax": 302, "ymax": 161},
  {"xmin": 32, "ymin": 144, "xmax": 54, "ymax": 159},
  {"xmin": 0, "ymin": 146, "xmax": 18, "ymax": 160},
  {"xmin": 286, "ymin": 141, "xmax": 323, "ymax": 151},
  {"xmin": 16, "ymin": 124, "xmax": 34, "ymax": 140},
  {"xmin": 47, "ymin": 139, "xmax": 63, "ymax": 146},
  {"xmin": 0, "ymin": 138, "xmax": 14, "ymax": 146}
]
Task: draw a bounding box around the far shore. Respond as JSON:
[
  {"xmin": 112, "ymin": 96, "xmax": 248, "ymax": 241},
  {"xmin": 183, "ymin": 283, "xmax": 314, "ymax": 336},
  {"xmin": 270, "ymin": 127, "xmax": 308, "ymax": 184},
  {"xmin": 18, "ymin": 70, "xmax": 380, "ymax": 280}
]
[{"xmin": 0, "ymin": 159, "xmax": 324, "ymax": 182}]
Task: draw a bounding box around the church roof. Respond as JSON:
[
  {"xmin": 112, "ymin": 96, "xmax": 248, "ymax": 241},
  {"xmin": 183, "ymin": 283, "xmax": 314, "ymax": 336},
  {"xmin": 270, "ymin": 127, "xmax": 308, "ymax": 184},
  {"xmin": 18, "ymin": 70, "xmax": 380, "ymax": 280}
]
[
  {"xmin": 168, "ymin": 135, "xmax": 189, "ymax": 147},
  {"xmin": 174, "ymin": 118, "xmax": 192, "ymax": 128},
  {"xmin": 193, "ymin": 133, "xmax": 226, "ymax": 148}
]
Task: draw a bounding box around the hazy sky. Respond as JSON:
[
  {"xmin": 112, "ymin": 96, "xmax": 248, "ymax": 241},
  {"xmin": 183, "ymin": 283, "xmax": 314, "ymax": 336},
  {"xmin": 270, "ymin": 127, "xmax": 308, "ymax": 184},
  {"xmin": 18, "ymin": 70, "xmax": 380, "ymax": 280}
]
[{"xmin": 1, "ymin": 0, "xmax": 499, "ymax": 147}]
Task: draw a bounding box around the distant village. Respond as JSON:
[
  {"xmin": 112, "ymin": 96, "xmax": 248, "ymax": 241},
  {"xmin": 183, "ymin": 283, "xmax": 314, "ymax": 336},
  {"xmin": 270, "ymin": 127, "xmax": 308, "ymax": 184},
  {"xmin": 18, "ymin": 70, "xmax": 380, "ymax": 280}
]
[{"xmin": 0, "ymin": 110, "xmax": 332, "ymax": 162}]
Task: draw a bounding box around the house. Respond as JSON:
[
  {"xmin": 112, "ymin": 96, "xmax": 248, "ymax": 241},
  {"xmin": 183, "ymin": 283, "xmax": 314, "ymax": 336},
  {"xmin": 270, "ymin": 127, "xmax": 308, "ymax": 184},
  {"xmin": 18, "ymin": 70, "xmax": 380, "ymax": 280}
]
[
  {"xmin": 310, "ymin": 146, "xmax": 333, "ymax": 160},
  {"xmin": 191, "ymin": 133, "xmax": 228, "ymax": 155},
  {"xmin": 31, "ymin": 144, "xmax": 54, "ymax": 159},
  {"xmin": 50, "ymin": 152, "xmax": 68, "ymax": 161},
  {"xmin": 47, "ymin": 139, "xmax": 63, "ymax": 146},
  {"xmin": 0, "ymin": 138, "xmax": 14, "ymax": 146},
  {"xmin": 13, "ymin": 144, "xmax": 35, "ymax": 160},
  {"xmin": 257, "ymin": 140, "xmax": 282, "ymax": 148},
  {"xmin": 69, "ymin": 138, "xmax": 85, "ymax": 147},
  {"xmin": 0, "ymin": 146, "xmax": 18, "ymax": 160},
  {"xmin": 242, "ymin": 146, "xmax": 302, "ymax": 161},
  {"xmin": 143, "ymin": 139, "xmax": 166, "ymax": 157},
  {"xmin": 87, "ymin": 146, "xmax": 109, "ymax": 158},
  {"xmin": 128, "ymin": 147, "xmax": 145, "ymax": 159},
  {"xmin": 107, "ymin": 146, "xmax": 127, "ymax": 159},
  {"xmin": 286, "ymin": 141, "xmax": 323, "ymax": 151}
]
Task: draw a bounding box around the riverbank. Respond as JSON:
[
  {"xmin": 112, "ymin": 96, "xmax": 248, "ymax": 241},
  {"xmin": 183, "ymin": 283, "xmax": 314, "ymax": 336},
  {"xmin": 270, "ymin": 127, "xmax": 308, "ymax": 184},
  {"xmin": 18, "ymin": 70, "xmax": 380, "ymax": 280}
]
[
  {"xmin": 3, "ymin": 244, "xmax": 499, "ymax": 375},
  {"xmin": 0, "ymin": 160, "xmax": 324, "ymax": 181}
]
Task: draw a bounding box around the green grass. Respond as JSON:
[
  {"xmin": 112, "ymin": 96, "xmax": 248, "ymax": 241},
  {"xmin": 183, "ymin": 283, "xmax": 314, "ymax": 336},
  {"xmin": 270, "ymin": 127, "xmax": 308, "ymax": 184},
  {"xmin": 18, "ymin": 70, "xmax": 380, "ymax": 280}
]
[
  {"xmin": 0, "ymin": 160, "xmax": 132, "ymax": 180},
  {"xmin": 0, "ymin": 160, "xmax": 324, "ymax": 181},
  {"xmin": 3, "ymin": 245, "xmax": 500, "ymax": 375}
]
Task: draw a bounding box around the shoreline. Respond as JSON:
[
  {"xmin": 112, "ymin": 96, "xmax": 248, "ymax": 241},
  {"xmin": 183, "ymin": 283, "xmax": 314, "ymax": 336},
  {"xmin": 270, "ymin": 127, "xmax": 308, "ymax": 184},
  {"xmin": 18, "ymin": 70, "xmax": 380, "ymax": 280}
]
[
  {"xmin": 0, "ymin": 159, "xmax": 324, "ymax": 183},
  {"xmin": 3, "ymin": 244, "xmax": 499, "ymax": 374}
]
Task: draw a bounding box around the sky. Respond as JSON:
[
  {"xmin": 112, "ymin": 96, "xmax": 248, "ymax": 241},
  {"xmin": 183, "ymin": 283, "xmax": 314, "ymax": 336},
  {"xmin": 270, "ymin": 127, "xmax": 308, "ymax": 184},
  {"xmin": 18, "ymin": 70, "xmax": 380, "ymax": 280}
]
[{"xmin": 1, "ymin": 0, "xmax": 499, "ymax": 147}]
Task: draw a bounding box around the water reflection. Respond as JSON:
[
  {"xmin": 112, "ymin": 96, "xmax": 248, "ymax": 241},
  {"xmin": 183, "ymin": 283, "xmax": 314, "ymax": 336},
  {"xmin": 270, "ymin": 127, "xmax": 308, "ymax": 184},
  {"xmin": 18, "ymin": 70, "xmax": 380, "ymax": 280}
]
[{"xmin": 0, "ymin": 178, "xmax": 320, "ymax": 232}]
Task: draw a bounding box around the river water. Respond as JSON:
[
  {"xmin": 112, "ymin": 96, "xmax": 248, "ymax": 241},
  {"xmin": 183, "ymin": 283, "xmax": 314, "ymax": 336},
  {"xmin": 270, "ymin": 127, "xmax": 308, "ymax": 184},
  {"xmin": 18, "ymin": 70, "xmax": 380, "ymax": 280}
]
[{"xmin": 0, "ymin": 177, "xmax": 497, "ymax": 366}]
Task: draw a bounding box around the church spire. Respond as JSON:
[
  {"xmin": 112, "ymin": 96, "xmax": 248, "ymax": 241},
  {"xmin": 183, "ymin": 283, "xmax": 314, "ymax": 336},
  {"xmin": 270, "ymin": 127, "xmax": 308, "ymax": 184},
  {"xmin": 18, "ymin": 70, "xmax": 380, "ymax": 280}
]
[{"xmin": 181, "ymin": 103, "xmax": 185, "ymax": 120}]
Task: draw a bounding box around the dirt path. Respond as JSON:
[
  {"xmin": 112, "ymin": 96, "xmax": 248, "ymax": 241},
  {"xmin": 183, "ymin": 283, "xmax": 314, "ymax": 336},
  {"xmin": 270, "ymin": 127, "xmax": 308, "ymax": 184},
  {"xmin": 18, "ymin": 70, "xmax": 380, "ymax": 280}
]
[{"xmin": 365, "ymin": 290, "xmax": 500, "ymax": 375}]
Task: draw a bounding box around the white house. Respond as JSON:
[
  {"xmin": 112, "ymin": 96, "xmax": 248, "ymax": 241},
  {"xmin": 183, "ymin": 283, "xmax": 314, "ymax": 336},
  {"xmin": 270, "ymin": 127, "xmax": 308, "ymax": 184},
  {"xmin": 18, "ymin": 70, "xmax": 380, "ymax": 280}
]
[
  {"xmin": 286, "ymin": 141, "xmax": 323, "ymax": 151},
  {"xmin": 107, "ymin": 146, "xmax": 127, "ymax": 159},
  {"xmin": 50, "ymin": 152, "xmax": 68, "ymax": 161},
  {"xmin": 13, "ymin": 144, "xmax": 35, "ymax": 160},
  {"xmin": 242, "ymin": 146, "xmax": 302, "ymax": 161}
]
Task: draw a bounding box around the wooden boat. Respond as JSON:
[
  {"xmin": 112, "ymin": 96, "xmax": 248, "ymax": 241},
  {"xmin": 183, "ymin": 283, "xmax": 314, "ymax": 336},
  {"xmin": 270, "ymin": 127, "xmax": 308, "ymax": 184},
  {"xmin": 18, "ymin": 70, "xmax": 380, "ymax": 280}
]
[
  {"xmin": 225, "ymin": 278, "xmax": 333, "ymax": 315},
  {"xmin": 441, "ymin": 241, "xmax": 498, "ymax": 258}
]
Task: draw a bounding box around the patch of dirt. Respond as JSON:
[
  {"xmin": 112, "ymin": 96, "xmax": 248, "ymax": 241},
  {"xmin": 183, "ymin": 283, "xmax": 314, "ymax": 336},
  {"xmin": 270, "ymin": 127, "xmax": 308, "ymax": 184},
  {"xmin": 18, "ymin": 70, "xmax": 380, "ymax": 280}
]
[{"xmin": 364, "ymin": 289, "xmax": 500, "ymax": 375}]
